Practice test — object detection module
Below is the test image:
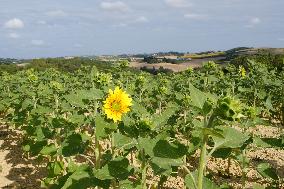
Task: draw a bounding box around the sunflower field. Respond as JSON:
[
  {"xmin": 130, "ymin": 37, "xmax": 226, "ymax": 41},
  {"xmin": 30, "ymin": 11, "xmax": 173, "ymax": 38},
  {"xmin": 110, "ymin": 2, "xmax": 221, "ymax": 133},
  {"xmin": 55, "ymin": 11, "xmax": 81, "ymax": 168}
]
[{"xmin": 0, "ymin": 60, "xmax": 283, "ymax": 189}]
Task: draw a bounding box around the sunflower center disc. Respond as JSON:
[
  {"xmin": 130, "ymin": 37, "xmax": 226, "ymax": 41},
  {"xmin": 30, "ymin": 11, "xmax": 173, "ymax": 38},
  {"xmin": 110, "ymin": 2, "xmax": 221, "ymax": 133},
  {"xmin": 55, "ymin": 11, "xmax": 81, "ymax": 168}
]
[{"xmin": 112, "ymin": 102, "xmax": 121, "ymax": 111}]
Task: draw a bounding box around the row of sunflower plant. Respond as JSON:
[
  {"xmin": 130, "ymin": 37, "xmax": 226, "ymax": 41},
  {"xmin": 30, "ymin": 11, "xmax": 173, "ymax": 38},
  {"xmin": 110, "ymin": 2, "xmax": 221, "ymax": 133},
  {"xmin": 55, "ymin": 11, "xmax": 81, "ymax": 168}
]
[{"xmin": 0, "ymin": 60, "xmax": 283, "ymax": 189}]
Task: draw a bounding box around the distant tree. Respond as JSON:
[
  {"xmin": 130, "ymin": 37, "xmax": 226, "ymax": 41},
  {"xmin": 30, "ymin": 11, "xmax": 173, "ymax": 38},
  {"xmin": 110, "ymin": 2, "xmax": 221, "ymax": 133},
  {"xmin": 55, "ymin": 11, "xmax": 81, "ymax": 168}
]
[
  {"xmin": 140, "ymin": 66, "xmax": 173, "ymax": 75},
  {"xmin": 144, "ymin": 56, "xmax": 160, "ymax": 64}
]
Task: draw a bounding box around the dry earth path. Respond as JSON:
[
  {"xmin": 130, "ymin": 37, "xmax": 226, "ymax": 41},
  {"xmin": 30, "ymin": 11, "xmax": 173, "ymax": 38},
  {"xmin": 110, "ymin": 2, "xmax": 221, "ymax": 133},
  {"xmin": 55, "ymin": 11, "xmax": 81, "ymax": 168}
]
[{"xmin": 0, "ymin": 125, "xmax": 46, "ymax": 189}]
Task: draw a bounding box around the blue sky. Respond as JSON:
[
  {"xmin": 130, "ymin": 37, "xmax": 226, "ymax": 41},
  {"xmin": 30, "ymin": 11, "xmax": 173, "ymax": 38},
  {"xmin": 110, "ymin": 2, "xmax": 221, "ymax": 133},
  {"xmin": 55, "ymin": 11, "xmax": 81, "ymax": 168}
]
[{"xmin": 0, "ymin": 0, "xmax": 283, "ymax": 58}]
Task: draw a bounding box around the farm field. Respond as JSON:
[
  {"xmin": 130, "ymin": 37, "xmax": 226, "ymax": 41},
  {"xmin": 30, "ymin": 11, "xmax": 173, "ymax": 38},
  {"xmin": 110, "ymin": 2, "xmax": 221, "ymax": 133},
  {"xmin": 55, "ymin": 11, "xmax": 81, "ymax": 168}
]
[
  {"xmin": 0, "ymin": 59, "xmax": 283, "ymax": 189},
  {"xmin": 130, "ymin": 57, "xmax": 226, "ymax": 72}
]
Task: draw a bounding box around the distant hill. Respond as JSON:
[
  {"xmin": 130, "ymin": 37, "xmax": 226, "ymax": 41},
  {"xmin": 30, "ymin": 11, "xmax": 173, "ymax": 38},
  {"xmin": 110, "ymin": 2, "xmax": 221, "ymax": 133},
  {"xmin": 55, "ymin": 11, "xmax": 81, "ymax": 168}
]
[
  {"xmin": 225, "ymin": 47, "xmax": 284, "ymax": 60},
  {"xmin": 238, "ymin": 48, "xmax": 284, "ymax": 55}
]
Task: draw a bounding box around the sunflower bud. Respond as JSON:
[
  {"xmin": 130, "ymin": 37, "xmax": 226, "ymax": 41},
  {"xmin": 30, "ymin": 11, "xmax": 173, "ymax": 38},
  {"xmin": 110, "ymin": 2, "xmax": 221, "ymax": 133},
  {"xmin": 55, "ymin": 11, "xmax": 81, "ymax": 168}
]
[{"xmin": 215, "ymin": 96, "xmax": 244, "ymax": 121}]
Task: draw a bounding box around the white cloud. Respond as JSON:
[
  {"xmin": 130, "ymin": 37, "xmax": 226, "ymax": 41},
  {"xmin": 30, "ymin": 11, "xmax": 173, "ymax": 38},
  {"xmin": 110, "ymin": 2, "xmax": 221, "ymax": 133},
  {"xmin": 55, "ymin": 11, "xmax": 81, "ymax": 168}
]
[
  {"xmin": 250, "ymin": 17, "xmax": 261, "ymax": 24},
  {"xmin": 8, "ymin": 33, "xmax": 20, "ymax": 39},
  {"xmin": 113, "ymin": 23, "xmax": 128, "ymax": 27},
  {"xmin": 113, "ymin": 16, "xmax": 149, "ymax": 27},
  {"xmin": 31, "ymin": 40, "xmax": 44, "ymax": 46},
  {"xmin": 135, "ymin": 16, "xmax": 149, "ymax": 23},
  {"xmin": 245, "ymin": 17, "xmax": 261, "ymax": 28},
  {"xmin": 165, "ymin": 0, "xmax": 192, "ymax": 8},
  {"xmin": 4, "ymin": 18, "xmax": 24, "ymax": 29},
  {"xmin": 37, "ymin": 20, "xmax": 47, "ymax": 25},
  {"xmin": 100, "ymin": 1, "xmax": 130, "ymax": 13},
  {"xmin": 46, "ymin": 10, "xmax": 67, "ymax": 17},
  {"xmin": 184, "ymin": 13, "xmax": 208, "ymax": 20}
]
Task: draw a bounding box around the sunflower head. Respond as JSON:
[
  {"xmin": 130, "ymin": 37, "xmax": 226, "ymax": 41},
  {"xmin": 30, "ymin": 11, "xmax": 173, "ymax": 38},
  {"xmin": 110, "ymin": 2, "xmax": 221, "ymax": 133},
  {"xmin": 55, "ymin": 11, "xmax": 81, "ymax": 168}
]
[
  {"xmin": 103, "ymin": 87, "xmax": 132, "ymax": 123},
  {"xmin": 239, "ymin": 66, "xmax": 246, "ymax": 78}
]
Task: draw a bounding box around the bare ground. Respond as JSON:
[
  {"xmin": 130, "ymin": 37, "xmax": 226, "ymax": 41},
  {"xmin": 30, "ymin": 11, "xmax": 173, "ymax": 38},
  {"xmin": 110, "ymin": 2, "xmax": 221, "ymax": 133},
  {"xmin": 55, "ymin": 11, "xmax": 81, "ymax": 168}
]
[
  {"xmin": 0, "ymin": 126, "xmax": 46, "ymax": 189},
  {"xmin": 130, "ymin": 57, "xmax": 225, "ymax": 72}
]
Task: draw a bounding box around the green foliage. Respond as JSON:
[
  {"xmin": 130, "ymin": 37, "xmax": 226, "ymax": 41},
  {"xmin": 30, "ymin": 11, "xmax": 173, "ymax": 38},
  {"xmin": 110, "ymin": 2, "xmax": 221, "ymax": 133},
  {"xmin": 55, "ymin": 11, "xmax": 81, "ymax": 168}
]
[
  {"xmin": 0, "ymin": 57, "xmax": 115, "ymax": 74},
  {"xmin": 0, "ymin": 57, "xmax": 283, "ymax": 189},
  {"xmin": 257, "ymin": 163, "xmax": 278, "ymax": 180}
]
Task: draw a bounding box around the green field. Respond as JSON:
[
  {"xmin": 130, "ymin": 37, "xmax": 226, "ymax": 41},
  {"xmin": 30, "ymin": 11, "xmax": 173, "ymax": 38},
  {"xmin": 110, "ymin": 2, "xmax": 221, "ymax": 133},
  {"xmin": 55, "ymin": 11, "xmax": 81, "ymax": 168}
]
[{"xmin": 0, "ymin": 56, "xmax": 283, "ymax": 189}]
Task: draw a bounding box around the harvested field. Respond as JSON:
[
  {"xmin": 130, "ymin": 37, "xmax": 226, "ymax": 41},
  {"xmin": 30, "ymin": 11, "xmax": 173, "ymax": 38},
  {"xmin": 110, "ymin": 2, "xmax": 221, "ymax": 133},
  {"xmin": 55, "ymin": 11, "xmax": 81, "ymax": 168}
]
[{"xmin": 130, "ymin": 57, "xmax": 225, "ymax": 72}]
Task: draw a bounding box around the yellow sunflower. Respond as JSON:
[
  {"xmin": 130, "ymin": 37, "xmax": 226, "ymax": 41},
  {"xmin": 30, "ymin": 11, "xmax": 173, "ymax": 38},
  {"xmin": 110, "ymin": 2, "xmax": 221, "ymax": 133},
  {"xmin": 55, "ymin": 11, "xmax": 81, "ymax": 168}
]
[
  {"xmin": 239, "ymin": 66, "xmax": 246, "ymax": 78},
  {"xmin": 103, "ymin": 87, "xmax": 132, "ymax": 123}
]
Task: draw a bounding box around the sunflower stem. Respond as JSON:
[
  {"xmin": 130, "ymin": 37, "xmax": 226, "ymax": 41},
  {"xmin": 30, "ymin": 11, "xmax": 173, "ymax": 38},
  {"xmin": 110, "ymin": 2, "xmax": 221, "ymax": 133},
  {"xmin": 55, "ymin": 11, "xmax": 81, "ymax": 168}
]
[
  {"xmin": 141, "ymin": 149, "xmax": 148, "ymax": 188},
  {"xmin": 95, "ymin": 137, "xmax": 101, "ymax": 170},
  {"xmin": 241, "ymin": 149, "xmax": 246, "ymax": 189},
  {"xmin": 159, "ymin": 101, "xmax": 162, "ymax": 115},
  {"xmin": 197, "ymin": 135, "xmax": 208, "ymax": 189}
]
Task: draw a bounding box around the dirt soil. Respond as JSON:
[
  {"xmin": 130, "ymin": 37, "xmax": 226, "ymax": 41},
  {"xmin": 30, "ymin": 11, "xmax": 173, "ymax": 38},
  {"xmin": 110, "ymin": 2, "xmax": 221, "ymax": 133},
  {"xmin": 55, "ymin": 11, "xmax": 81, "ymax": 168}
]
[
  {"xmin": 130, "ymin": 57, "xmax": 225, "ymax": 72},
  {"xmin": 0, "ymin": 126, "xmax": 46, "ymax": 189}
]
